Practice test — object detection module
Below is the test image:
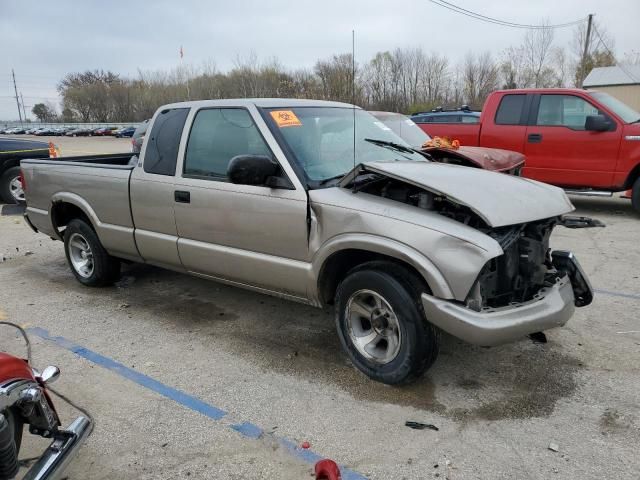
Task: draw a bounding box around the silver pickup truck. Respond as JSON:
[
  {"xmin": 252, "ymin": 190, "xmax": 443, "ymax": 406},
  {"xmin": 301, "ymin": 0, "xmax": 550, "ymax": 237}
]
[{"xmin": 21, "ymin": 99, "xmax": 596, "ymax": 384}]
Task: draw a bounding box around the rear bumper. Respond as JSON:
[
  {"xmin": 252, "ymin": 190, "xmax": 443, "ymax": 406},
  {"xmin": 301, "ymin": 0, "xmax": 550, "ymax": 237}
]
[
  {"xmin": 23, "ymin": 416, "xmax": 92, "ymax": 480},
  {"xmin": 421, "ymin": 276, "xmax": 575, "ymax": 346}
]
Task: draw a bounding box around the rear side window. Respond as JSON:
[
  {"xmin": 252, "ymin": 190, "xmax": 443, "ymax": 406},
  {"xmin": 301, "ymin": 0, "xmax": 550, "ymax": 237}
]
[
  {"xmin": 143, "ymin": 108, "xmax": 189, "ymax": 176},
  {"xmin": 495, "ymin": 95, "xmax": 526, "ymax": 125},
  {"xmin": 461, "ymin": 115, "xmax": 479, "ymax": 124},
  {"xmin": 183, "ymin": 108, "xmax": 272, "ymax": 180},
  {"xmin": 432, "ymin": 115, "xmax": 459, "ymax": 123}
]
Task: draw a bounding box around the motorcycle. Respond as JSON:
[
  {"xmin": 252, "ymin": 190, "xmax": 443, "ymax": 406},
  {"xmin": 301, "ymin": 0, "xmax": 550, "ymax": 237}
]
[{"xmin": 0, "ymin": 323, "xmax": 92, "ymax": 480}]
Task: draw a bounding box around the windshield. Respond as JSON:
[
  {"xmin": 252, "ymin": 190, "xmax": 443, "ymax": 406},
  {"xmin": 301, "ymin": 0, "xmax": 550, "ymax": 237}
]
[
  {"xmin": 589, "ymin": 91, "xmax": 640, "ymax": 123},
  {"xmin": 264, "ymin": 107, "xmax": 426, "ymax": 183},
  {"xmin": 370, "ymin": 112, "xmax": 431, "ymax": 148}
]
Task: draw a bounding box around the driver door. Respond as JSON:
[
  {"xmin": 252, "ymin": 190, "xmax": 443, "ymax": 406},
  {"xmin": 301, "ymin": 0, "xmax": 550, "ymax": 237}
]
[{"xmin": 173, "ymin": 107, "xmax": 311, "ymax": 300}]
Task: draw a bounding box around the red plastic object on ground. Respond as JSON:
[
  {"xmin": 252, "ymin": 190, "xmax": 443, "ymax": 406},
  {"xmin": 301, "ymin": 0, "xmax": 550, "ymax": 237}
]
[{"xmin": 315, "ymin": 459, "xmax": 341, "ymax": 480}]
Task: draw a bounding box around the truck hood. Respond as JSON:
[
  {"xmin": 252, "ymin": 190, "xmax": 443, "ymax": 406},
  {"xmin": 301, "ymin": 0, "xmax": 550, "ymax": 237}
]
[
  {"xmin": 339, "ymin": 160, "xmax": 574, "ymax": 227},
  {"xmin": 422, "ymin": 146, "xmax": 525, "ymax": 172}
]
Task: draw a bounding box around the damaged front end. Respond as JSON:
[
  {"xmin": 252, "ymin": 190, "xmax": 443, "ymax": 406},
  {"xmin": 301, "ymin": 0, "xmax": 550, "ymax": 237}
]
[
  {"xmin": 343, "ymin": 161, "xmax": 600, "ymax": 345},
  {"xmin": 465, "ymin": 219, "xmax": 594, "ymax": 312}
]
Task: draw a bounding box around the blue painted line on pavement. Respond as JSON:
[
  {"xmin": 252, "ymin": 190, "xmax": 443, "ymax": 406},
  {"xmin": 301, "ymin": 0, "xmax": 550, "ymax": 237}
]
[
  {"xmin": 29, "ymin": 327, "xmax": 227, "ymax": 420},
  {"xmin": 230, "ymin": 421, "xmax": 263, "ymax": 439},
  {"xmin": 29, "ymin": 327, "xmax": 368, "ymax": 480},
  {"xmin": 595, "ymin": 288, "xmax": 640, "ymax": 301}
]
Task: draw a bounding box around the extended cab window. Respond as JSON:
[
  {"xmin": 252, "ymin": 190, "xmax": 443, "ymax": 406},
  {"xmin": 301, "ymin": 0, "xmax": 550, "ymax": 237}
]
[
  {"xmin": 461, "ymin": 115, "xmax": 479, "ymax": 124},
  {"xmin": 143, "ymin": 108, "xmax": 189, "ymax": 176},
  {"xmin": 184, "ymin": 108, "xmax": 272, "ymax": 179},
  {"xmin": 432, "ymin": 115, "xmax": 459, "ymax": 123},
  {"xmin": 536, "ymin": 94, "xmax": 601, "ymax": 130},
  {"xmin": 495, "ymin": 94, "xmax": 525, "ymax": 125}
]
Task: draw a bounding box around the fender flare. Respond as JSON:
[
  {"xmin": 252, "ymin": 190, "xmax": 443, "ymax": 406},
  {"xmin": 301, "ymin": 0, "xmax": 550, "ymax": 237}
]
[
  {"xmin": 49, "ymin": 192, "xmax": 102, "ymax": 239},
  {"xmin": 312, "ymin": 233, "xmax": 454, "ymax": 300}
]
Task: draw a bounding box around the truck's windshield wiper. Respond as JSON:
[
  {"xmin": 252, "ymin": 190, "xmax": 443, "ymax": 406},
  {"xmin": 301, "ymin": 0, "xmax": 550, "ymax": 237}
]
[
  {"xmin": 318, "ymin": 173, "xmax": 347, "ymax": 186},
  {"xmin": 364, "ymin": 138, "xmax": 416, "ymax": 155}
]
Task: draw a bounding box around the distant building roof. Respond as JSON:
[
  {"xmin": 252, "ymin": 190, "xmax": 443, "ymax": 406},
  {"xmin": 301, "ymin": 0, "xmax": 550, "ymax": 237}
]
[{"xmin": 583, "ymin": 65, "xmax": 640, "ymax": 87}]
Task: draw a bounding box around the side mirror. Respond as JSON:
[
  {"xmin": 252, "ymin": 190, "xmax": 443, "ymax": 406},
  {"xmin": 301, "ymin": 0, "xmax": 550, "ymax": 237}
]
[
  {"xmin": 227, "ymin": 155, "xmax": 284, "ymax": 187},
  {"xmin": 585, "ymin": 114, "xmax": 611, "ymax": 132},
  {"xmin": 39, "ymin": 365, "xmax": 60, "ymax": 384}
]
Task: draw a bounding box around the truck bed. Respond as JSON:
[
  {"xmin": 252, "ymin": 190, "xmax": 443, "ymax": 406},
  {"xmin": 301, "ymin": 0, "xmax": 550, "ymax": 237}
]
[{"xmin": 21, "ymin": 152, "xmax": 139, "ymax": 261}]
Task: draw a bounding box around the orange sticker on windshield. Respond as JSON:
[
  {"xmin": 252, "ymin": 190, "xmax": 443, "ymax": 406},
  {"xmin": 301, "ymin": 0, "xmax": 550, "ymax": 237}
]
[{"xmin": 270, "ymin": 110, "xmax": 302, "ymax": 128}]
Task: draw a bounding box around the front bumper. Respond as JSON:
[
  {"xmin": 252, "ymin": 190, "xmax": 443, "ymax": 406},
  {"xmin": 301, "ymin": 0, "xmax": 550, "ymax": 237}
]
[{"xmin": 421, "ymin": 275, "xmax": 575, "ymax": 346}]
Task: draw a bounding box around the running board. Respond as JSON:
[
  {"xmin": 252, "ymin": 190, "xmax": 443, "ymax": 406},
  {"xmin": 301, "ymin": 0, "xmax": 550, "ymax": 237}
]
[{"xmin": 564, "ymin": 189, "xmax": 613, "ymax": 197}]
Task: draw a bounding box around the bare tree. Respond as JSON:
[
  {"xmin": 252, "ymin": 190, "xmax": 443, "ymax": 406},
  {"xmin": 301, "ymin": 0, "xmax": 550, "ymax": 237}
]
[
  {"xmin": 550, "ymin": 47, "xmax": 569, "ymax": 87},
  {"xmin": 622, "ymin": 50, "xmax": 640, "ymax": 66},
  {"xmin": 572, "ymin": 20, "xmax": 616, "ymax": 86},
  {"xmin": 462, "ymin": 52, "xmax": 499, "ymax": 109},
  {"xmin": 499, "ymin": 45, "xmax": 529, "ymax": 89},
  {"xmin": 314, "ymin": 53, "xmax": 357, "ymax": 104},
  {"xmin": 523, "ymin": 24, "xmax": 555, "ymax": 87}
]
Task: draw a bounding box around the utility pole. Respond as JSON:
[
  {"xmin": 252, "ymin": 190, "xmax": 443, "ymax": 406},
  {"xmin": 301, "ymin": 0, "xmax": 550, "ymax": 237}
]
[
  {"xmin": 580, "ymin": 14, "xmax": 594, "ymax": 88},
  {"xmin": 20, "ymin": 93, "xmax": 27, "ymax": 121},
  {"xmin": 11, "ymin": 69, "xmax": 23, "ymax": 123}
]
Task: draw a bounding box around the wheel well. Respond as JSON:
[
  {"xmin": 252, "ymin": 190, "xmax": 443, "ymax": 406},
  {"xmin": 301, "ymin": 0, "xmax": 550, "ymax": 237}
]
[
  {"xmin": 317, "ymin": 249, "xmax": 430, "ymax": 305},
  {"xmin": 0, "ymin": 158, "xmax": 20, "ymax": 175},
  {"xmin": 624, "ymin": 164, "xmax": 640, "ymax": 190},
  {"xmin": 51, "ymin": 202, "xmax": 92, "ymax": 235}
]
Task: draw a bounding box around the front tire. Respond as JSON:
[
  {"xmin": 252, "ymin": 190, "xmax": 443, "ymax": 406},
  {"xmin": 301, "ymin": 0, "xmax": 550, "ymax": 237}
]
[
  {"xmin": 335, "ymin": 261, "xmax": 439, "ymax": 385},
  {"xmin": 64, "ymin": 219, "xmax": 120, "ymax": 286},
  {"xmin": 0, "ymin": 166, "xmax": 24, "ymax": 204}
]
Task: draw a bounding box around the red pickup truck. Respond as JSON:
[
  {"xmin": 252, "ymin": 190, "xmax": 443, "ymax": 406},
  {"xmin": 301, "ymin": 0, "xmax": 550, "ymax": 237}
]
[{"xmin": 415, "ymin": 89, "xmax": 640, "ymax": 213}]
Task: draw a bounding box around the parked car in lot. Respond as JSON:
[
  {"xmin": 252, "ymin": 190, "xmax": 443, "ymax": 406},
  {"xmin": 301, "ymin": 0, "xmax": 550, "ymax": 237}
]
[
  {"xmin": 65, "ymin": 127, "xmax": 94, "ymax": 137},
  {"xmin": 5, "ymin": 127, "xmax": 27, "ymax": 134},
  {"xmin": 93, "ymin": 126, "xmax": 118, "ymax": 136},
  {"xmin": 1, "ymin": 137, "xmax": 53, "ymax": 203},
  {"xmin": 370, "ymin": 111, "xmax": 524, "ymax": 174},
  {"xmin": 412, "ymin": 105, "xmax": 481, "ymax": 123},
  {"xmin": 415, "ymin": 88, "xmax": 640, "ymax": 213},
  {"xmin": 22, "ymin": 99, "xmax": 598, "ymax": 384},
  {"xmin": 34, "ymin": 127, "xmax": 56, "ymax": 136},
  {"xmin": 115, "ymin": 126, "xmax": 136, "ymax": 138},
  {"xmin": 412, "ymin": 106, "xmax": 481, "ymax": 145}
]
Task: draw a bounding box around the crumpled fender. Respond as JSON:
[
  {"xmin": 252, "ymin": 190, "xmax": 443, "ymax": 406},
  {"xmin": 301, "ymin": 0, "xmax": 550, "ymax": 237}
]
[{"xmin": 423, "ymin": 146, "xmax": 525, "ymax": 172}]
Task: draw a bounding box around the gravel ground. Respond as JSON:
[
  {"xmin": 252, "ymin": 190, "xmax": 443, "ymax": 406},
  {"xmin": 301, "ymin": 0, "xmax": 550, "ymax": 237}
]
[{"xmin": 0, "ymin": 141, "xmax": 638, "ymax": 478}]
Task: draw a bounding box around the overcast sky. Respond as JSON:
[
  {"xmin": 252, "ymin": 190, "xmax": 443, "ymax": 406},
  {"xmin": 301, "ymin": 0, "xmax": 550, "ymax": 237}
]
[{"xmin": 1, "ymin": 0, "xmax": 638, "ymax": 120}]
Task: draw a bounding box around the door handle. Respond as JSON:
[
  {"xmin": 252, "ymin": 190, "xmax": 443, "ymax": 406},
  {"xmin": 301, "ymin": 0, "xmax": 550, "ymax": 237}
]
[
  {"xmin": 174, "ymin": 190, "xmax": 190, "ymax": 203},
  {"xmin": 528, "ymin": 133, "xmax": 543, "ymax": 143}
]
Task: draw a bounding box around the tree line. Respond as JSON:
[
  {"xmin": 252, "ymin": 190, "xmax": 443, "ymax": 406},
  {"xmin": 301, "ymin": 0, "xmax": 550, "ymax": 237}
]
[{"xmin": 33, "ymin": 21, "xmax": 631, "ymax": 123}]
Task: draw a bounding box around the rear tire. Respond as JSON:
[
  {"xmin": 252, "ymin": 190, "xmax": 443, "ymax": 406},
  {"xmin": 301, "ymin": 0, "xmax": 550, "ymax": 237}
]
[
  {"xmin": 64, "ymin": 218, "xmax": 120, "ymax": 286},
  {"xmin": 632, "ymin": 177, "xmax": 640, "ymax": 214},
  {"xmin": 334, "ymin": 261, "xmax": 439, "ymax": 385},
  {"xmin": 0, "ymin": 166, "xmax": 23, "ymax": 204}
]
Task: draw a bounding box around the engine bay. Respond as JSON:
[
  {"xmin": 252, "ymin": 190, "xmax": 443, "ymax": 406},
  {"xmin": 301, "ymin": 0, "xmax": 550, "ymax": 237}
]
[{"xmin": 356, "ymin": 176, "xmax": 562, "ymax": 309}]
